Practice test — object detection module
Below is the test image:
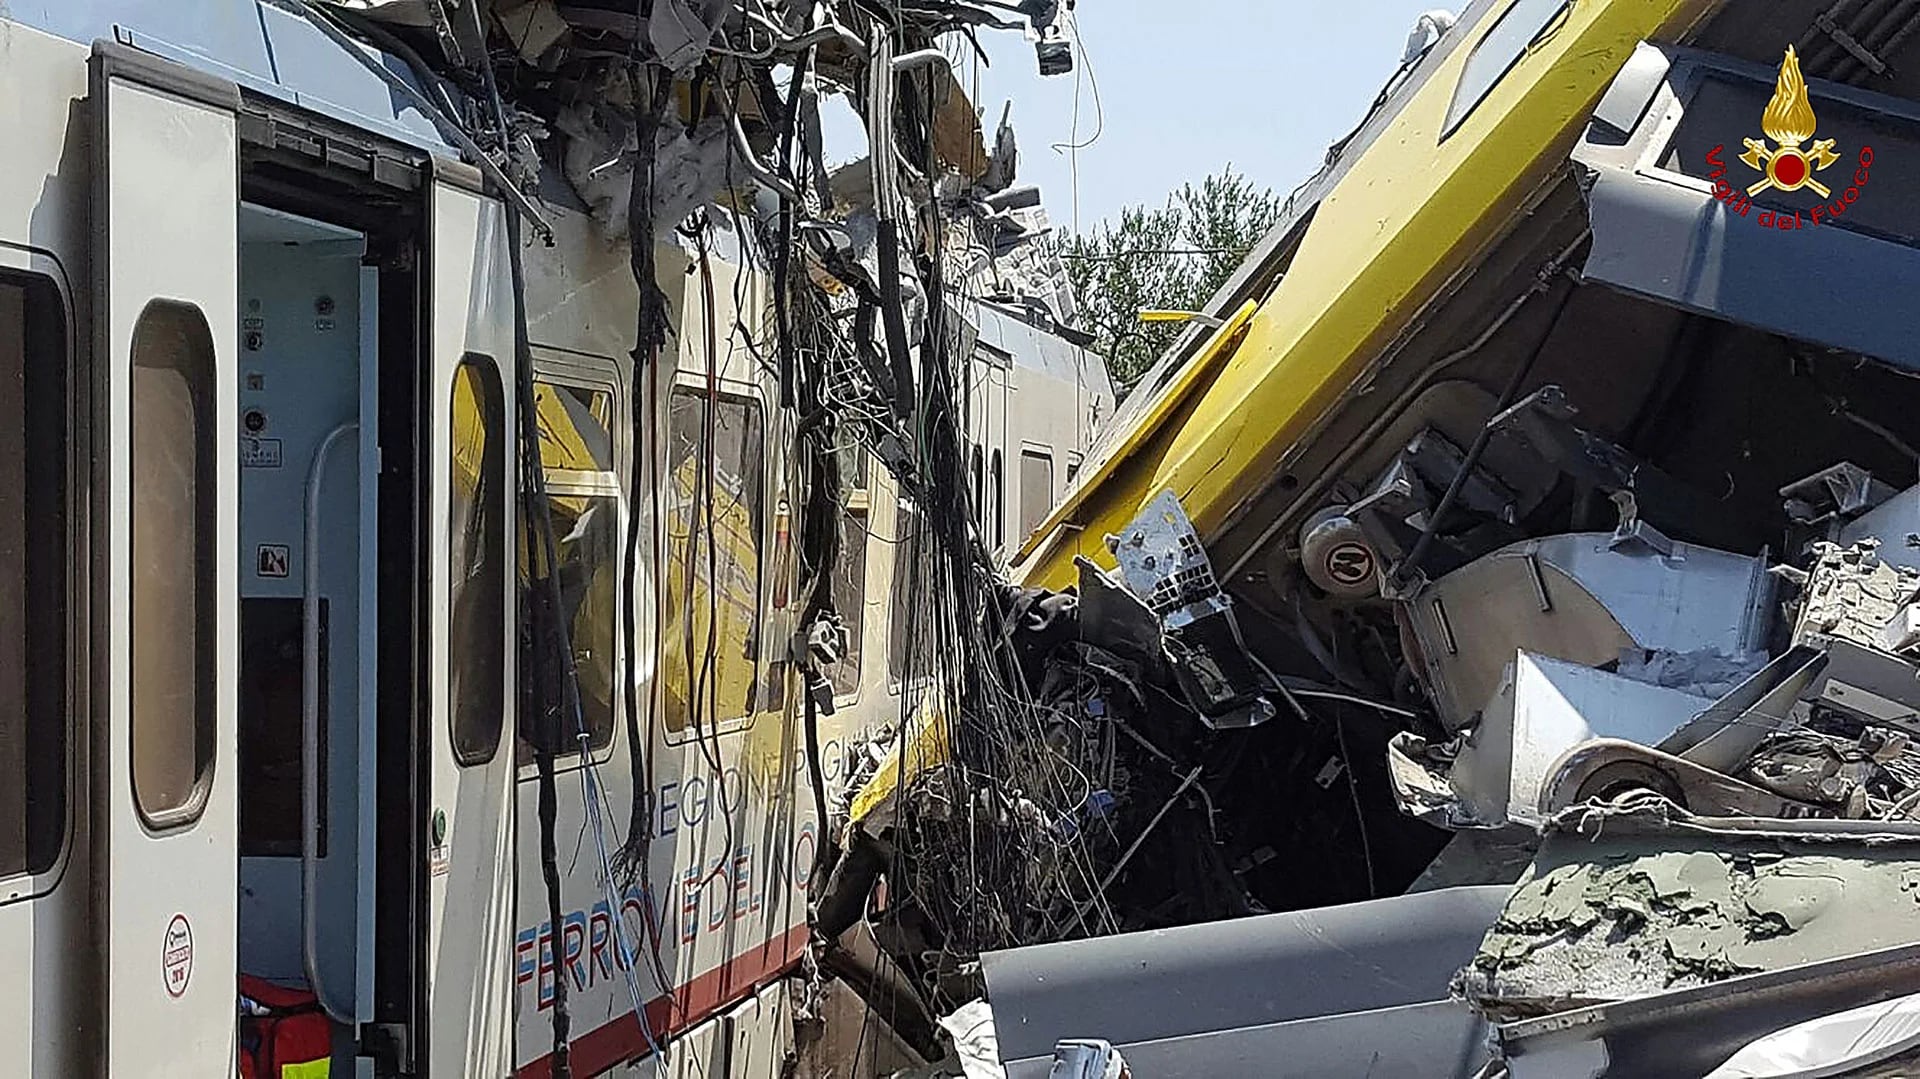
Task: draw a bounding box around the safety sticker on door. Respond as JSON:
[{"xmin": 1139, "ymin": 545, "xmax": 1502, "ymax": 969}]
[
  {"xmin": 162, "ymin": 914, "xmax": 193, "ymax": 998},
  {"xmin": 241, "ymin": 436, "xmax": 283, "ymax": 469},
  {"xmin": 257, "ymin": 545, "xmax": 291, "ymax": 580}
]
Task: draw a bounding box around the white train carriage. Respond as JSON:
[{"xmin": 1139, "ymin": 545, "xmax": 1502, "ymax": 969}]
[{"xmin": 0, "ymin": 4, "xmax": 1112, "ymax": 1076}]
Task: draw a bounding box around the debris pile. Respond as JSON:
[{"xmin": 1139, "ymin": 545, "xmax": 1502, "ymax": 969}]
[{"xmin": 853, "ymin": 459, "xmax": 1920, "ymax": 1076}]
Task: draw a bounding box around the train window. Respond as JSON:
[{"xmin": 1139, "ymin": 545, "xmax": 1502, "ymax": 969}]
[
  {"xmin": 1443, "ymin": 0, "xmax": 1572, "ymax": 138},
  {"xmin": 829, "ymin": 448, "xmax": 872, "ymax": 697},
  {"xmin": 664, "ymin": 387, "xmax": 767, "ymax": 732},
  {"xmin": 449, "ymin": 356, "xmax": 506, "ymax": 766},
  {"xmin": 520, "ymin": 379, "xmax": 619, "ymax": 764},
  {"xmin": 991, "ymin": 450, "xmax": 1004, "ymax": 548},
  {"xmin": 827, "ymin": 505, "xmax": 868, "ymax": 698},
  {"xmin": 887, "ymin": 497, "xmax": 923, "ymax": 685},
  {"xmin": 130, "ymin": 301, "xmax": 217, "ymax": 826},
  {"xmin": 1018, "ymin": 448, "xmax": 1055, "ymax": 542},
  {"xmin": 0, "ymin": 271, "xmax": 67, "ymax": 877}
]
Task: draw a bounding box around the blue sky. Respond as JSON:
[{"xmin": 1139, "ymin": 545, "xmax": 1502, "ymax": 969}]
[{"xmin": 826, "ymin": 1, "xmax": 1459, "ymax": 234}]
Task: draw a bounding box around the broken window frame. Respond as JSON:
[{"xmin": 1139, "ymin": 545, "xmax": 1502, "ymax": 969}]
[
  {"xmin": 518, "ymin": 366, "xmax": 623, "ymax": 771},
  {"xmin": 661, "ymin": 382, "xmax": 770, "ymax": 739},
  {"xmin": 1442, "ymin": 0, "xmax": 1575, "ymax": 140}
]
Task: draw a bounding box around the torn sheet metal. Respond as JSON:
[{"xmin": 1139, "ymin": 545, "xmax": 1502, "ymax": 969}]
[
  {"xmin": 1788, "ymin": 544, "xmax": 1920, "ymax": 733},
  {"xmin": 558, "ymin": 99, "xmax": 738, "ymax": 242},
  {"xmin": 1389, "ymin": 731, "xmax": 1483, "ymax": 830},
  {"xmin": 1705, "ymin": 990, "xmax": 1920, "ymax": 1078},
  {"xmin": 648, "ymin": 0, "xmax": 735, "ymax": 74},
  {"xmin": 1658, "ymin": 646, "xmax": 1828, "ymax": 776},
  {"xmin": 1458, "ymin": 803, "xmax": 1920, "ymax": 1024},
  {"xmin": 1405, "ymin": 533, "xmax": 1771, "ymax": 730},
  {"xmin": 1449, "ymin": 651, "xmax": 1712, "ymax": 827},
  {"xmin": 1842, "ymin": 483, "xmax": 1920, "ymax": 572},
  {"xmin": 1106, "ymin": 491, "xmax": 1275, "ymax": 729},
  {"xmin": 495, "ymin": 0, "xmax": 569, "ymax": 62}
]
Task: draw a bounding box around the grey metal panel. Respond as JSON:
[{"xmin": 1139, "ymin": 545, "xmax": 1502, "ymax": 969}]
[
  {"xmin": 1005, "ymin": 1001, "xmax": 1490, "ymax": 1079},
  {"xmin": 1580, "ymin": 167, "xmax": 1920, "ymax": 372},
  {"xmin": 254, "ymin": 3, "xmax": 445, "ymax": 149},
  {"xmin": 970, "ymin": 300, "xmax": 1111, "ymax": 396},
  {"xmin": 90, "ymin": 39, "xmax": 241, "ymax": 111},
  {"xmin": 8, "ymin": 0, "xmax": 448, "ymax": 152},
  {"xmin": 1573, "ymin": 44, "xmax": 1920, "ymax": 372},
  {"xmin": 980, "ymin": 885, "xmax": 1509, "ymax": 1068}
]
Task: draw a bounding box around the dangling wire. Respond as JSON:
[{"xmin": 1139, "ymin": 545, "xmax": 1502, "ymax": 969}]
[{"xmin": 471, "ymin": 17, "xmax": 665, "ymax": 1062}]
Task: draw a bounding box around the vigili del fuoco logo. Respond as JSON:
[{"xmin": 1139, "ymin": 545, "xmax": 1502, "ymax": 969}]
[{"xmin": 1706, "ymin": 46, "xmax": 1875, "ymax": 230}]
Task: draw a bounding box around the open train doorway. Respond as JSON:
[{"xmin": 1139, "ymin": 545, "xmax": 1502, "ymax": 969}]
[{"xmin": 233, "ymin": 202, "xmax": 379, "ymax": 1067}]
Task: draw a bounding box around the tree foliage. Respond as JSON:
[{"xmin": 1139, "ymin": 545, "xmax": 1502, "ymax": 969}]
[{"xmin": 1059, "ymin": 167, "xmax": 1283, "ymax": 393}]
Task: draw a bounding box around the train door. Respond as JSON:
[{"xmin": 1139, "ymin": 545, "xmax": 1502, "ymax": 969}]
[
  {"xmin": 425, "ymin": 168, "xmax": 518, "ymax": 1076},
  {"xmin": 90, "ymin": 45, "xmax": 242, "ymax": 1076}
]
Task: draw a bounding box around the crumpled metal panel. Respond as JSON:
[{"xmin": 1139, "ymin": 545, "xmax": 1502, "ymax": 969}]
[
  {"xmin": 1461, "ymin": 805, "xmax": 1920, "ymax": 1026},
  {"xmin": 1407, "ymin": 533, "xmax": 1771, "ymax": 731},
  {"xmin": 1450, "ymin": 652, "xmax": 1712, "ymax": 827}
]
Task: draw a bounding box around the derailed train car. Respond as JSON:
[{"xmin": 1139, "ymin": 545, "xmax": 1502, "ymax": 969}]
[
  {"xmin": 0, "ymin": 2, "xmax": 1112, "ymax": 1076},
  {"xmin": 829, "ymin": 2, "xmax": 1920, "ymax": 1077}
]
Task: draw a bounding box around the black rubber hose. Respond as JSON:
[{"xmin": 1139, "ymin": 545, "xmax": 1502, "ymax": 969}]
[{"xmin": 876, "ymin": 218, "xmax": 917, "ymax": 420}]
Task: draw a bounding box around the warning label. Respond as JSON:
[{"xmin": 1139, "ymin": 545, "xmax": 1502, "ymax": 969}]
[
  {"xmin": 257, "ymin": 545, "xmax": 291, "ymax": 580},
  {"xmin": 241, "ymin": 437, "xmax": 283, "ymax": 469},
  {"xmin": 1324, "ymin": 542, "xmax": 1376, "ymax": 587},
  {"xmin": 162, "ymin": 914, "xmax": 193, "ymax": 998}
]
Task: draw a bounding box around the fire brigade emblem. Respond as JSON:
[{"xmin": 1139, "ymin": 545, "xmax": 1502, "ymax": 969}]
[{"xmin": 1741, "ymin": 46, "xmax": 1841, "ymax": 197}]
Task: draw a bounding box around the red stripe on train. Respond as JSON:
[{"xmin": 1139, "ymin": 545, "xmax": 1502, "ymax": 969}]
[{"xmin": 516, "ymin": 923, "xmax": 809, "ymax": 1078}]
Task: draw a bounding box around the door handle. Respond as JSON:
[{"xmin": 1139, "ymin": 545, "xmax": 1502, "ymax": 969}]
[{"xmin": 304, "ymin": 422, "xmax": 357, "ymax": 1025}]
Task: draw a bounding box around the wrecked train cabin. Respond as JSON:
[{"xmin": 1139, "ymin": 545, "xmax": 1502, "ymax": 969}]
[
  {"xmin": 825, "ymin": 2, "xmax": 1920, "ymax": 1077},
  {"xmin": 0, "ymin": 0, "xmax": 1112, "ymax": 1076}
]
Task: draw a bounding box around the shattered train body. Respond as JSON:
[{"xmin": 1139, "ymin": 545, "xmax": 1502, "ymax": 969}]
[{"xmin": 815, "ymin": 3, "xmax": 1920, "ymax": 1077}]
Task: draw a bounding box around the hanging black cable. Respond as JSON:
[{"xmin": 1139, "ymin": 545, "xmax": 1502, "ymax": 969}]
[
  {"xmin": 772, "ymin": 51, "xmax": 811, "ymax": 409},
  {"xmin": 470, "ymin": 21, "xmax": 572, "ymax": 1071},
  {"xmin": 614, "ymin": 43, "xmax": 679, "ymax": 890}
]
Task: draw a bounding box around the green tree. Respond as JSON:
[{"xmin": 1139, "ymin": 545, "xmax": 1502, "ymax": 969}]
[{"xmin": 1060, "ymin": 167, "xmax": 1283, "ymax": 393}]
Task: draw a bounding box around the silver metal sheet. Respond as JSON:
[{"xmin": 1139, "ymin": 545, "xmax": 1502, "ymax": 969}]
[
  {"xmin": 1408, "ymin": 534, "xmax": 1770, "ymax": 730},
  {"xmin": 1572, "ymin": 44, "xmax": 1920, "ymax": 374},
  {"xmin": 1005, "ymin": 1000, "xmax": 1488, "ymax": 1079},
  {"xmin": 981, "ymin": 886, "xmax": 1509, "ymax": 1072},
  {"xmin": 1451, "ymin": 652, "xmax": 1711, "ymax": 826}
]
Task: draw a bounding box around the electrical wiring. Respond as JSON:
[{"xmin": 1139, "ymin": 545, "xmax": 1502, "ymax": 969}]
[
  {"xmin": 469, "ymin": 14, "xmax": 672, "ymax": 1061},
  {"xmin": 291, "ymin": 0, "xmax": 1169, "ymax": 1066}
]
